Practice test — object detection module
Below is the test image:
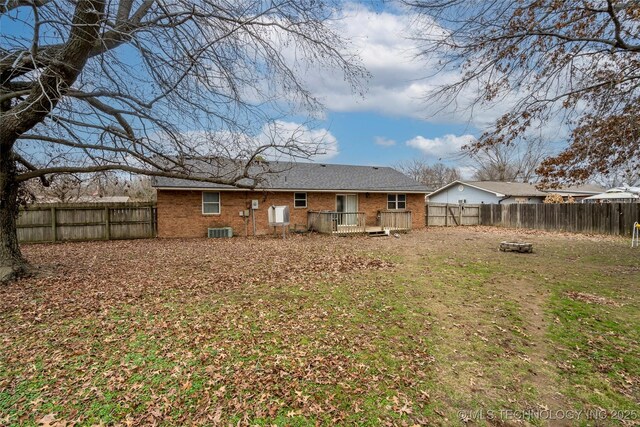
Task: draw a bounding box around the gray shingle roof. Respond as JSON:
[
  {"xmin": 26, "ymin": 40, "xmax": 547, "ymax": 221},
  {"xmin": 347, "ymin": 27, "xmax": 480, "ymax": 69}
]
[
  {"xmin": 152, "ymin": 160, "xmax": 430, "ymax": 193},
  {"xmin": 464, "ymin": 181, "xmax": 548, "ymax": 197},
  {"xmin": 546, "ymin": 184, "xmax": 605, "ymax": 195}
]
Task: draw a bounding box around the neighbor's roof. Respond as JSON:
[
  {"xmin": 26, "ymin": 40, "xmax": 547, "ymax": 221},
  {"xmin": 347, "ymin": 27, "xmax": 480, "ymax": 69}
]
[
  {"xmin": 428, "ymin": 180, "xmax": 547, "ymax": 198},
  {"xmin": 465, "ymin": 181, "xmax": 548, "ymax": 197},
  {"xmin": 583, "ymin": 188, "xmax": 640, "ymax": 201},
  {"xmin": 428, "ymin": 180, "xmax": 605, "ymax": 198},
  {"xmin": 152, "ymin": 160, "xmax": 430, "ymax": 193},
  {"xmin": 545, "ymin": 184, "xmax": 604, "ymax": 195}
]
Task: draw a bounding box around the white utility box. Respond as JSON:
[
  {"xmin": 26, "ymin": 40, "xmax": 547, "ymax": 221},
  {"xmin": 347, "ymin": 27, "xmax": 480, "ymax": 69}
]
[{"xmin": 268, "ymin": 205, "xmax": 290, "ymax": 226}]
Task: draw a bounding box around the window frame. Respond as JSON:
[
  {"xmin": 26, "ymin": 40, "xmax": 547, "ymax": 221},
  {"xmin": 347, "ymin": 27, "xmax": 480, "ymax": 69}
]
[
  {"xmin": 387, "ymin": 193, "xmax": 407, "ymax": 210},
  {"xmin": 293, "ymin": 192, "xmax": 307, "ymax": 209},
  {"xmin": 202, "ymin": 191, "xmax": 221, "ymax": 215}
]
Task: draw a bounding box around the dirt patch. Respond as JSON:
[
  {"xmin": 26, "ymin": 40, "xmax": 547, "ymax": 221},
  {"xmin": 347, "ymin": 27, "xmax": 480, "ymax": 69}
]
[{"xmin": 566, "ymin": 291, "xmax": 624, "ymax": 307}]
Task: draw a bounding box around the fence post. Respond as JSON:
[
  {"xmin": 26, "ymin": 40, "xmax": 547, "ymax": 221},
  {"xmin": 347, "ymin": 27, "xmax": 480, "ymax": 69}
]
[
  {"xmin": 150, "ymin": 206, "xmax": 156, "ymax": 237},
  {"xmin": 458, "ymin": 204, "xmax": 463, "ymax": 226},
  {"xmin": 425, "ymin": 204, "xmax": 428, "ymax": 227},
  {"xmin": 50, "ymin": 207, "xmax": 56, "ymax": 242},
  {"xmin": 445, "ymin": 204, "xmax": 448, "ymax": 227},
  {"xmin": 104, "ymin": 207, "xmax": 111, "ymax": 240}
]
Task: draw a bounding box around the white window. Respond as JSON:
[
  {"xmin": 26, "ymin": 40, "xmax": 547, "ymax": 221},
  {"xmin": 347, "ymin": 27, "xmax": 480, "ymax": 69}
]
[
  {"xmin": 294, "ymin": 192, "xmax": 307, "ymax": 208},
  {"xmin": 202, "ymin": 192, "xmax": 220, "ymax": 214},
  {"xmin": 387, "ymin": 194, "xmax": 406, "ymax": 210}
]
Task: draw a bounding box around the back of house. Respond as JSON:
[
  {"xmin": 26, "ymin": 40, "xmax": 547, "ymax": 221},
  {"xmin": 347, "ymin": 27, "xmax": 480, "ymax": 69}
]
[{"xmin": 152, "ymin": 160, "xmax": 429, "ymax": 237}]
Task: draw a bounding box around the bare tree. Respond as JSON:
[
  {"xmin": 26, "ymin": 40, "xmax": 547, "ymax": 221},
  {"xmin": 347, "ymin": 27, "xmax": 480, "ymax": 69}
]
[
  {"xmin": 22, "ymin": 175, "xmax": 82, "ymax": 203},
  {"xmin": 0, "ymin": 1, "xmax": 365, "ymax": 281},
  {"xmin": 41, "ymin": 175, "xmax": 83, "ymax": 203},
  {"xmin": 406, "ymin": 0, "xmax": 640, "ymax": 187},
  {"xmin": 465, "ymin": 138, "xmax": 548, "ymax": 182},
  {"xmin": 82, "ymin": 173, "xmax": 157, "ymax": 201},
  {"xmin": 591, "ymin": 160, "xmax": 640, "ymax": 188},
  {"xmin": 24, "ymin": 172, "xmax": 157, "ymax": 202},
  {"xmin": 124, "ymin": 176, "xmax": 156, "ymax": 201},
  {"xmin": 395, "ymin": 160, "xmax": 460, "ymax": 190}
]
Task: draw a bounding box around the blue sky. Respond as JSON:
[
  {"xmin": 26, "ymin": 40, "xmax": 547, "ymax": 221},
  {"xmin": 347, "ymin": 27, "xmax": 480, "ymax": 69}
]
[{"xmin": 323, "ymin": 111, "xmax": 475, "ymax": 166}]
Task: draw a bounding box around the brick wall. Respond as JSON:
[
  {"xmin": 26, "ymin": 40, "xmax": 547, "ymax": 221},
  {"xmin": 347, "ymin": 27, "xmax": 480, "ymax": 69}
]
[{"xmin": 156, "ymin": 190, "xmax": 426, "ymax": 237}]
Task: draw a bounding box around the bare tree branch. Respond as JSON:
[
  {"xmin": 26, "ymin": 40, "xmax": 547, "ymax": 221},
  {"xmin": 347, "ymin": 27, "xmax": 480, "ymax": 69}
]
[
  {"xmin": 0, "ymin": 0, "xmax": 52, "ymax": 15},
  {"xmin": 406, "ymin": 0, "xmax": 640, "ymax": 185}
]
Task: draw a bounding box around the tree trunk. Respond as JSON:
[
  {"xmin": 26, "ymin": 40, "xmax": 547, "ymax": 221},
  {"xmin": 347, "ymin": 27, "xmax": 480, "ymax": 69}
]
[{"xmin": 0, "ymin": 149, "xmax": 28, "ymax": 283}]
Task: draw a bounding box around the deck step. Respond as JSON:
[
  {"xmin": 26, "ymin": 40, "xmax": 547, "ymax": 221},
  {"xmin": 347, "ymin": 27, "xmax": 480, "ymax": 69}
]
[{"xmin": 367, "ymin": 230, "xmax": 388, "ymax": 237}]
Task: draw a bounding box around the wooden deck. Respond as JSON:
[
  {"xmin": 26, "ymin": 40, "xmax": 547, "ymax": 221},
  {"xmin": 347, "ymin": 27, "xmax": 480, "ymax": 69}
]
[
  {"xmin": 307, "ymin": 211, "xmax": 366, "ymax": 235},
  {"xmin": 308, "ymin": 211, "xmax": 412, "ymax": 236}
]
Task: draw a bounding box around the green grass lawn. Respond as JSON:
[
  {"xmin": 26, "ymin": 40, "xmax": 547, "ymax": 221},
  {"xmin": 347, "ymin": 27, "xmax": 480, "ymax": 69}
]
[{"xmin": 1, "ymin": 228, "xmax": 638, "ymax": 426}]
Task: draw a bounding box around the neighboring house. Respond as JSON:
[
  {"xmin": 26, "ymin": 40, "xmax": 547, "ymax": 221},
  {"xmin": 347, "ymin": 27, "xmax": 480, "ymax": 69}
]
[
  {"xmin": 428, "ymin": 180, "xmax": 548, "ymax": 204},
  {"xmin": 151, "ymin": 161, "xmax": 429, "ymax": 237},
  {"xmin": 543, "ymin": 184, "xmax": 604, "ymax": 202},
  {"xmin": 427, "ymin": 180, "xmax": 604, "ymax": 204},
  {"xmin": 582, "ymin": 188, "xmax": 640, "ymax": 203}
]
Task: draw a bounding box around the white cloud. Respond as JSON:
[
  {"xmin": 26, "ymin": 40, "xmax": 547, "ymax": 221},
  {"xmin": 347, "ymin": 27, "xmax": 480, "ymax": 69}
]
[
  {"xmin": 225, "ymin": 2, "xmax": 569, "ymax": 142},
  {"xmin": 374, "ymin": 136, "xmax": 396, "ymax": 147},
  {"xmin": 239, "ymin": 2, "xmax": 524, "ymax": 132},
  {"xmin": 288, "ymin": 3, "xmax": 526, "ymax": 130},
  {"xmin": 306, "ymin": 4, "xmax": 431, "ymax": 119},
  {"xmin": 259, "ymin": 121, "xmax": 339, "ymax": 161},
  {"xmin": 173, "ymin": 121, "xmax": 339, "ymax": 162},
  {"xmin": 457, "ymin": 165, "xmax": 476, "ymax": 180},
  {"xmin": 405, "ymin": 134, "xmax": 475, "ymax": 156}
]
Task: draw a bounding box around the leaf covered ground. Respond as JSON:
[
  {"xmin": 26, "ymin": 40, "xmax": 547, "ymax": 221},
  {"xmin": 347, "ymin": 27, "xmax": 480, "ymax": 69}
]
[{"xmin": 1, "ymin": 228, "xmax": 638, "ymax": 426}]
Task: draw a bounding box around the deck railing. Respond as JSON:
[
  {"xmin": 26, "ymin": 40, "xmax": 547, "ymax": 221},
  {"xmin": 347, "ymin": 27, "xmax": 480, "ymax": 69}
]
[
  {"xmin": 307, "ymin": 211, "xmax": 367, "ymax": 234},
  {"xmin": 378, "ymin": 210, "xmax": 412, "ymax": 231}
]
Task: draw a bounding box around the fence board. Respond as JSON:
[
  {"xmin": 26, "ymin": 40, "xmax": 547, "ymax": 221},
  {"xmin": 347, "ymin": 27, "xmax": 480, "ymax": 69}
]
[
  {"xmin": 478, "ymin": 203, "xmax": 640, "ymax": 236},
  {"xmin": 18, "ymin": 202, "xmax": 156, "ymax": 243}
]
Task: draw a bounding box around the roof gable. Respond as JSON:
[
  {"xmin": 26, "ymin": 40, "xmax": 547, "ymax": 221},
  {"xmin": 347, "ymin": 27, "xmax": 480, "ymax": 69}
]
[
  {"xmin": 428, "ymin": 180, "xmax": 506, "ymax": 198},
  {"xmin": 428, "ymin": 180, "xmax": 546, "ymax": 198}
]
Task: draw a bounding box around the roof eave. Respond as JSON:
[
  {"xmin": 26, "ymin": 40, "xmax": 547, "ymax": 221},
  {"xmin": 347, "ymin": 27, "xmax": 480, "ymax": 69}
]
[{"xmin": 153, "ymin": 186, "xmax": 429, "ymax": 194}]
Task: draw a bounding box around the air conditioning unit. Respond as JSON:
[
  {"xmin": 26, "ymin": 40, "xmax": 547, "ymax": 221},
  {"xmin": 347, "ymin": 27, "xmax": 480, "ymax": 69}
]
[{"xmin": 207, "ymin": 227, "xmax": 233, "ymax": 238}]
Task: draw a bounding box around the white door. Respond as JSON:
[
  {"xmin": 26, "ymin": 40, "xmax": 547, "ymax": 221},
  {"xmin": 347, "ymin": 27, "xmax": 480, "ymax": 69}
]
[{"xmin": 336, "ymin": 194, "xmax": 358, "ymax": 225}]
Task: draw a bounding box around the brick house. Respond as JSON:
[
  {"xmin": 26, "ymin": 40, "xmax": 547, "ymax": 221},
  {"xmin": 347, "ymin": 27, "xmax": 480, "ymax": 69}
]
[{"xmin": 152, "ymin": 161, "xmax": 429, "ymax": 237}]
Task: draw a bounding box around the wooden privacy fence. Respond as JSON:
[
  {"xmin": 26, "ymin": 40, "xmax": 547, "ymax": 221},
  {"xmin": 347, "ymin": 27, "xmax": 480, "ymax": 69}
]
[
  {"xmin": 17, "ymin": 202, "xmax": 157, "ymax": 243},
  {"xmin": 426, "ymin": 203, "xmax": 481, "ymax": 226},
  {"xmin": 480, "ymin": 203, "xmax": 640, "ymax": 236}
]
